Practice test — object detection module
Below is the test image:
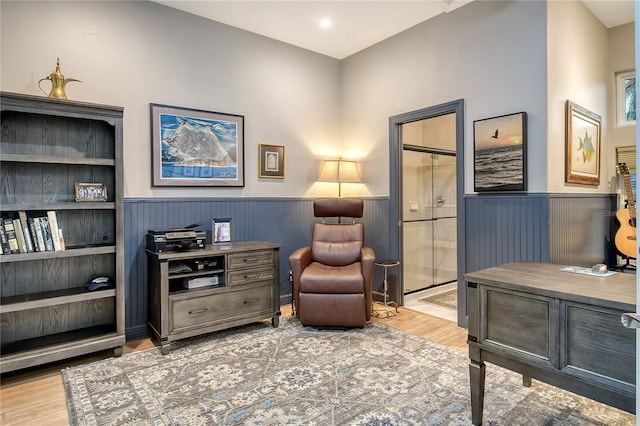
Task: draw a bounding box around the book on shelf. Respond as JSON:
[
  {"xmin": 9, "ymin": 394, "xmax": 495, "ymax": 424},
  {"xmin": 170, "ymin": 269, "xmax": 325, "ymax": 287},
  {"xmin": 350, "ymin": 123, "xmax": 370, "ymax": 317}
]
[
  {"xmin": 39, "ymin": 216, "xmax": 55, "ymax": 252},
  {"xmin": 13, "ymin": 218, "xmax": 28, "ymax": 253},
  {"xmin": 3, "ymin": 218, "xmax": 20, "ymax": 254},
  {"xmin": 30, "ymin": 217, "xmax": 46, "ymax": 252},
  {"xmin": 18, "ymin": 211, "xmax": 34, "ymax": 252},
  {"xmin": 47, "ymin": 211, "xmax": 63, "ymax": 251},
  {"xmin": 0, "ymin": 221, "xmax": 9, "ymax": 254},
  {"xmin": 58, "ymin": 228, "xmax": 66, "ymax": 250}
]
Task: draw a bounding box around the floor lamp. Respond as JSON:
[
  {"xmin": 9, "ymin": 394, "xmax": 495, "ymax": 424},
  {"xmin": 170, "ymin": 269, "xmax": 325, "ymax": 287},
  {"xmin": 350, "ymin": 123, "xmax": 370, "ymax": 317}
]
[{"xmin": 318, "ymin": 158, "xmax": 362, "ymax": 197}]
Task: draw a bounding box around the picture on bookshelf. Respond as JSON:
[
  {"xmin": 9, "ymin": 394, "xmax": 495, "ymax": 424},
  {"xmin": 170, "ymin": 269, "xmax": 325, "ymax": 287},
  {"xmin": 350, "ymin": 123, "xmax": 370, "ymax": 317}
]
[{"xmin": 75, "ymin": 182, "xmax": 108, "ymax": 202}]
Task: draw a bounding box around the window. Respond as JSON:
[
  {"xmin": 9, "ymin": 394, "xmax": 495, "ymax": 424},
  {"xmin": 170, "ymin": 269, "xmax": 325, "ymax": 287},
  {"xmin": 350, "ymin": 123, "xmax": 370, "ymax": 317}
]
[{"xmin": 617, "ymin": 70, "xmax": 636, "ymax": 126}]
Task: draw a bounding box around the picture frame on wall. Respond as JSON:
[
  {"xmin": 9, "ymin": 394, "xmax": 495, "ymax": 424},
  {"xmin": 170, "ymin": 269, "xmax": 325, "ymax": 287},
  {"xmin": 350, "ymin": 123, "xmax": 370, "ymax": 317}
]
[
  {"xmin": 258, "ymin": 144, "xmax": 285, "ymax": 179},
  {"xmin": 565, "ymin": 100, "xmax": 601, "ymax": 186},
  {"xmin": 473, "ymin": 112, "xmax": 527, "ymax": 192},
  {"xmin": 150, "ymin": 103, "xmax": 244, "ymax": 187}
]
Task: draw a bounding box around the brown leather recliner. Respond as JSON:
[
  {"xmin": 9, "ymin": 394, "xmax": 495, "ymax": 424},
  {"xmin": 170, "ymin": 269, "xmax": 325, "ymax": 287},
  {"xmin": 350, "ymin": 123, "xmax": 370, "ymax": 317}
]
[{"xmin": 289, "ymin": 198, "xmax": 375, "ymax": 327}]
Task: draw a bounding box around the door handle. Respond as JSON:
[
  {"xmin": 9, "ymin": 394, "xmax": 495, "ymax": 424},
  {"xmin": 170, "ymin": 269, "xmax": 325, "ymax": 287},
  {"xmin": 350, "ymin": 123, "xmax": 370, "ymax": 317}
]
[{"xmin": 621, "ymin": 313, "xmax": 640, "ymax": 328}]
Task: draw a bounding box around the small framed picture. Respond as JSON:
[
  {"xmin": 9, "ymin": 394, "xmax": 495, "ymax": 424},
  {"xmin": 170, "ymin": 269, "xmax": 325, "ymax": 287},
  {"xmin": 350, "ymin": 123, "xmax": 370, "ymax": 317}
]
[
  {"xmin": 75, "ymin": 182, "xmax": 108, "ymax": 202},
  {"xmin": 259, "ymin": 144, "xmax": 285, "ymax": 179},
  {"xmin": 212, "ymin": 218, "xmax": 232, "ymax": 243},
  {"xmin": 473, "ymin": 112, "xmax": 527, "ymax": 192},
  {"xmin": 565, "ymin": 100, "xmax": 601, "ymax": 186}
]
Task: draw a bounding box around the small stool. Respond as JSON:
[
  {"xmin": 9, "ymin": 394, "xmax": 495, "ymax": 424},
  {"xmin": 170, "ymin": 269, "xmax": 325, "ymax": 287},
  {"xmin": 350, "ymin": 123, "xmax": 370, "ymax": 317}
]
[{"xmin": 372, "ymin": 259, "xmax": 400, "ymax": 320}]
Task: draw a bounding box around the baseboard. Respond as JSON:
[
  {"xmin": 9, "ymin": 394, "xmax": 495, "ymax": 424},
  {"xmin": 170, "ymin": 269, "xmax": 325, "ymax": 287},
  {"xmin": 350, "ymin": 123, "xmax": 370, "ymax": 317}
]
[{"xmin": 126, "ymin": 324, "xmax": 151, "ymax": 342}]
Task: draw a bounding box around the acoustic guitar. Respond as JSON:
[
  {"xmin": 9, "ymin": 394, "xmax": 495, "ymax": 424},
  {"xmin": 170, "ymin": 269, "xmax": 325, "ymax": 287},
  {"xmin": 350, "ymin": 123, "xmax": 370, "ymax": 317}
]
[{"xmin": 614, "ymin": 163, "xmax": 637, "ymax": 259}]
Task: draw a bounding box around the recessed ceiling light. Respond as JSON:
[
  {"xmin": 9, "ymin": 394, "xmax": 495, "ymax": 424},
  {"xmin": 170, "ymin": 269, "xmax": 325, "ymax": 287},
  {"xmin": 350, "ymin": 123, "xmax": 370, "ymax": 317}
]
[{"xmin": 319, "ymin": 18, "xmax": 332, "ymax": 29}]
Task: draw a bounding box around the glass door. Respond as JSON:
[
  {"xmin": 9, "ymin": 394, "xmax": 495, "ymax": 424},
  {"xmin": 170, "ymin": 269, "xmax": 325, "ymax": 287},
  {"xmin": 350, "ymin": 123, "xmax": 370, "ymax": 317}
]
[{"xmin": 401, "ymin": 114, "xmax": 457, "ymax": 294}]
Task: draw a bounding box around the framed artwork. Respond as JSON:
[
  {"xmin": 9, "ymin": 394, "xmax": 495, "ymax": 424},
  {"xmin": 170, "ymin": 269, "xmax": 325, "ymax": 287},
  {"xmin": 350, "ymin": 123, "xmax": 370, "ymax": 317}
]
[
  {"xmin": 259, "ymin": 144, "xmax": 285, "ymax": 179},
  {"xmin": 150, "ymin": 103, "xmax": 244, "ymax": 187},
  {"xmin": 212, "ymin": 218, "xmax": 232, "ymax": 243},
  {"xmin": 473, "ymin": 112, "xmax": 527, "ymax": 192},
  {"xmin": 75, "ymin": 182, "xmax": 108, "ymax": 202},
  {"xmin": 565, "ymin": 100, "xmax": 601, "ymax": 186}
]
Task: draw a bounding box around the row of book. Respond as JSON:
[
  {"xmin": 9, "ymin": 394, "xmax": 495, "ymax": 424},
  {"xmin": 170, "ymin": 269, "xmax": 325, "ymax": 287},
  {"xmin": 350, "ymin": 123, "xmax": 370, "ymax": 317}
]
[{"xmin": 0, "ymin": 211, "xmax": 66, "ymax": 255}]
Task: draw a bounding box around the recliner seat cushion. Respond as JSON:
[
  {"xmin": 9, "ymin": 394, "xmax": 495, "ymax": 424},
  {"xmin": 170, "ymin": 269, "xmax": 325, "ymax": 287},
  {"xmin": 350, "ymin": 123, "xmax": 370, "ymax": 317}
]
[{"xmin": 300, "ymin": 262, "xmax": 364, "ymax": 293}]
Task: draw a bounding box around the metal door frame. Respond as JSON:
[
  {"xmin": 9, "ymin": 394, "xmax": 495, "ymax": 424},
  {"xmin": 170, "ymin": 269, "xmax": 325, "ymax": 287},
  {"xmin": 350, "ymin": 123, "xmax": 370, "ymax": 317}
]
[{"xmin": 388, "ymin": 99, "xmax": 466, "ymax": 327}]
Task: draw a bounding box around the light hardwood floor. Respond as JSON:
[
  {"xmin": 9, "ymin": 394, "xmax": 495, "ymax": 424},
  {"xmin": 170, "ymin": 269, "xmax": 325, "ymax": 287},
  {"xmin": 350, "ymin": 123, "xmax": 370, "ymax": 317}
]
[{"xmin": 0, "ymin": 306, "xmax": 467, "ymax": 425}]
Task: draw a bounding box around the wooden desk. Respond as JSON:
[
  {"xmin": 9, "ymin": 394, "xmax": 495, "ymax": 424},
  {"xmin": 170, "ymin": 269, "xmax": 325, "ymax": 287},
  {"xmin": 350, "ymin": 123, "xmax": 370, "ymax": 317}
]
[{"xmin": 465, "ymin": 262, "xmax": 636, "ymax": 425}]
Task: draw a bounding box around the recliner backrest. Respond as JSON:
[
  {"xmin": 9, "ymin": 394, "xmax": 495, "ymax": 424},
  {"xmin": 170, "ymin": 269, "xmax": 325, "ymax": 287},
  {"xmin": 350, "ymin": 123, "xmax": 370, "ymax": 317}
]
[{"xmin": 311, "ymin": 222, "xmax": 363, "ymax": 266}]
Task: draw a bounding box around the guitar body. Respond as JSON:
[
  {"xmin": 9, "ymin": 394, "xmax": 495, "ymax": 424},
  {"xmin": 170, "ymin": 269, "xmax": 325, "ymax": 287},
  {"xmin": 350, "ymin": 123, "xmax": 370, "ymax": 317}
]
[
  {"xmin": 615, "ymin": 208, "xmax": 637, "ymax": 258},
  {"xmin": 614, "ymin": 163, "xmax": 637, "ymax": 259}
]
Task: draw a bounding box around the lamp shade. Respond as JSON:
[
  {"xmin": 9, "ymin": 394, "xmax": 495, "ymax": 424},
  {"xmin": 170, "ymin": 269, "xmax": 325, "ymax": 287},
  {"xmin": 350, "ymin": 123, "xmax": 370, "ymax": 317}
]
[{"xmin": 318, "ymin": 159, "xmax": 362, "ymax": 183}]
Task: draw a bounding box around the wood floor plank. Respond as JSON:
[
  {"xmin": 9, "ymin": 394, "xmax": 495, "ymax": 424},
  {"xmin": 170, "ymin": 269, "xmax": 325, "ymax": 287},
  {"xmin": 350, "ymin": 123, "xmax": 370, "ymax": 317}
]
[{"xmin": 0, "ymin": 305, "xmax": 465, "ymax": 425}]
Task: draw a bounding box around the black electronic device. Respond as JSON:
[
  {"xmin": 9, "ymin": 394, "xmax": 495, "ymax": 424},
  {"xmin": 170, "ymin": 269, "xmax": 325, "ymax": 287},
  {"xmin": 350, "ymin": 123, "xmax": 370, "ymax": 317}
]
[{"xmin": 147, "ymin": 228, "xmax": 206, "ymax": 252}]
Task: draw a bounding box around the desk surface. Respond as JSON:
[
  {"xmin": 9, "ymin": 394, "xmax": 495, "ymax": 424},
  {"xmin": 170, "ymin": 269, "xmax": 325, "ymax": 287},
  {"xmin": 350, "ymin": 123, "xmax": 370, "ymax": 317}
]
[{"xmin": 464, "ymin": 261, "xmax": 636, "ymax": 312}]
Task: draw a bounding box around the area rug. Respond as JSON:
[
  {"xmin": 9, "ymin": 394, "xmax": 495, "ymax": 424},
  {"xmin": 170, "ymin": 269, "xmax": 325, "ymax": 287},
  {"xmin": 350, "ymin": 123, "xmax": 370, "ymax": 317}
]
[
  {"xmin": 418, "ymin": 289, "xmax": 457, "ymax": 310},
  {"xmin": 63, "ymin": 317, "xmax": 634, "ymax": 425}
]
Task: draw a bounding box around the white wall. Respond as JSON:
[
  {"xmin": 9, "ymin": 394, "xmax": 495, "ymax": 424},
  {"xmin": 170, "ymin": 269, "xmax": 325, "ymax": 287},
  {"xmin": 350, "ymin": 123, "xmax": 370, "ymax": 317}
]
[
  {"xmin": 340, "ymin": 0, "xmax": 548, "ymax": 194},
  {"xmin": 0, "ymin": 1, "xmax": 342, "ymax": 198},
  {"xmin": 2, "ymin": 1, "xmax": 632, "ymax": 199},
  {"xmin": 547, "ymin": 0, "xmax": 610, "ymax": 193},
  {"xmin": 608, "ymin": 22, "xmax": 636, "ymax": 160}
]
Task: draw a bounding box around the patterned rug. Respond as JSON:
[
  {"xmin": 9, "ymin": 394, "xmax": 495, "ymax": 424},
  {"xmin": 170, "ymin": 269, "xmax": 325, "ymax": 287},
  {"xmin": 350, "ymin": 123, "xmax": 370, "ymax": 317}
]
[
  {"xmin": 62, "ymin": 317, "xmax": 634, "ymax": 425},
  {"xmin": 418, "ymin": 289, "xmax": 457, "ymax": 310}
]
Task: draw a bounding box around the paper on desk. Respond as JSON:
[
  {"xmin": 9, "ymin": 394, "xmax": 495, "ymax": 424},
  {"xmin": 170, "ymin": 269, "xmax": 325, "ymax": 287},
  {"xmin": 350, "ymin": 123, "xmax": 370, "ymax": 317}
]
[{"xmin": 560, "ymin": 266, "xmax": 617, "ymax": 277}]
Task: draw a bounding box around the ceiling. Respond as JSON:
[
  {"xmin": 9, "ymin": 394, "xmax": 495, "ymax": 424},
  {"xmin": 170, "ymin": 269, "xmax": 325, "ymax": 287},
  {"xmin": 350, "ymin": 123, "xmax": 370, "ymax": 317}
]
[{"xmin": 153, "ymin": 0, "xmax": 635, "ymax": 60}]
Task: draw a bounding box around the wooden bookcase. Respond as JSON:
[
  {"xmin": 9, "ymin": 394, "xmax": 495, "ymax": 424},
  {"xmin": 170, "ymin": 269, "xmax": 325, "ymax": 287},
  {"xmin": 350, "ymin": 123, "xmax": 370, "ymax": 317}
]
[{"xmin": 0, "ymin": 92, "xmax": 125, "ymax": 373}]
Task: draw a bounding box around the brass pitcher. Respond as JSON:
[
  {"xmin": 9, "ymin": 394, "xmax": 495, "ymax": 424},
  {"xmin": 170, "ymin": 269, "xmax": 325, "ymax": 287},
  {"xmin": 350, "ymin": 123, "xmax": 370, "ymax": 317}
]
[{"xmin": 38, "ymin": 58, "xmax": 81, "ymax": 99}]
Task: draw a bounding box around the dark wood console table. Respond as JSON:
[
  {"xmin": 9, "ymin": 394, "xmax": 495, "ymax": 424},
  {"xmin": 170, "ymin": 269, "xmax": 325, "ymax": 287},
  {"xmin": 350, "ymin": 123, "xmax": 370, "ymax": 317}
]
[
  {"xmin": 147, "ymin": 241, "xmax": 280, "ymax": 354},
  {"xmin": 465, "ymin": 262, "xmax": 636, "ymax": 425}
]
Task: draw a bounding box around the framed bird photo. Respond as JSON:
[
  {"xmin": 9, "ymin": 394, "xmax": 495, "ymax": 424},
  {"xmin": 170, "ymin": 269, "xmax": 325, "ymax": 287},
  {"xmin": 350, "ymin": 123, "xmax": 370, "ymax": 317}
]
[
  {"xmin": 473, "ymin": 112, "xmax": 527, "ymax": 192},
  {"xmin": 565, "ymin": 100, "xmax": 601, "ymax": 186}
]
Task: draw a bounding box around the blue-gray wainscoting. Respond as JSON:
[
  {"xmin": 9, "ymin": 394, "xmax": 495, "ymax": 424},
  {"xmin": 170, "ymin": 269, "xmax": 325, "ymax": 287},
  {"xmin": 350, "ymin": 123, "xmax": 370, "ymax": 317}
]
[
  {"xmin": 464, "ymin": 192, "xmax": 617, "ymax": 273},
  {"xmin": 124, "ymin": 197, "xmax": 390, "ymax": 340},
  {"xmin": 124, "ymin": 193, "xmax": 617, "ymax": 339}
]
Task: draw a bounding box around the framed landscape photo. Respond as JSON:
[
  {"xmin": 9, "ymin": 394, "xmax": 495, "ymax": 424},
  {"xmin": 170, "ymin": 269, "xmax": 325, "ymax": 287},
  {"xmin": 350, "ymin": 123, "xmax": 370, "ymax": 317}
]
[
  {"xmin": 75, "ymin": 182, "xmax": 108, "ymax": 202},
  {"xmin": 151, "ymin": 103, "xmax": 244, "ymax": 187},
  {"xmin": 212, "ymin": 218, "xmax": 232, "ymax": 243},
  {"xmin": 565, "ymin": 100, "xmax": 601, "ymax": 186},
  {"xmin": 473, "ymin": 112, "xmax": 527, "ymax": 192},
  {"xmin": 259, "ymin": 144, "xmax": 285, "ymax": 179}
]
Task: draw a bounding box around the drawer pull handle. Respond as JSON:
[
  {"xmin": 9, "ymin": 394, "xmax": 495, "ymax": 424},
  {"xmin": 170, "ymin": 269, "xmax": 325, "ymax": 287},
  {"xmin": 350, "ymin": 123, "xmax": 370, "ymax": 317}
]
[
  {"xmin": 244, "ymin": 273, "xmax": 260, "ymax": 279},
  {"xmin": 189, "ymin": 307, "xmax": 208, "ymax": 315},
  {"xmin": 243, "ymin": 257, "xmax": 259, "ymax": 263},
  {"xmin": 244, "ymin": 298, "xmax": 260, "ymax": 304}
]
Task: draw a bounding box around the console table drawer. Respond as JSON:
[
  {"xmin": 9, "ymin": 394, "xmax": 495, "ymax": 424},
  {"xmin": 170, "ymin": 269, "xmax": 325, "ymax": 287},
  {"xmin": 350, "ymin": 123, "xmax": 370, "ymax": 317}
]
[
  {"xmin": 228, "ymin": 266, "xmax": 274, "ymax": 286},
  {"xmin": 227, "ymin": 250, "xmax": 274, "ymax": 270},
  {"xmin": 171, "ymin": 284, "xmax": 272, "ymax": 330}
]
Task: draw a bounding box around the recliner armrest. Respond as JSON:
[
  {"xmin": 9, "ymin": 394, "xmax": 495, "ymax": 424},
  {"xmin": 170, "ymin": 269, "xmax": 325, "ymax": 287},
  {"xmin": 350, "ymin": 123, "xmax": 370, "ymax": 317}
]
[
  {"xmin": 361, "ymin": 246, "xmax": 376, "ymax": 321},
  {"xmin": 289, "ymin": 247, "xmax": 312, "ymax": 317},
  {"xmin": 289, "ymin": 246, "xmax": 312, "ymax": 276},
  {"xmin": 360, "ymin": 247, "xmax": 375, "ymax": 288}
]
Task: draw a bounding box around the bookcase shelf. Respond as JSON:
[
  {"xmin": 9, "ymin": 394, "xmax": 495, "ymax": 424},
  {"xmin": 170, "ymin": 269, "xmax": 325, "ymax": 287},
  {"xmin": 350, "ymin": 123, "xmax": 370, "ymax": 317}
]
[
  {"xmin": 0, "ymin": 245, "xmax": 116, "ymax": 263},
  {"xmin": 0, "ymin": 202, "xmax": 116, "ymax": 212},
  {"xmin": 1, "ymin": 286, "xmax": 116, "ymax": 313},
  {"xmin": 1, "ymin": 327, "xmax": 123, "ymax": 371},
  {"xmin": 0, "ymin": 91, "xmax": 125, "ymax": 373},
  {"xmin": 1, "ymin": 153, "xmax": 116, "ymax": 166}
]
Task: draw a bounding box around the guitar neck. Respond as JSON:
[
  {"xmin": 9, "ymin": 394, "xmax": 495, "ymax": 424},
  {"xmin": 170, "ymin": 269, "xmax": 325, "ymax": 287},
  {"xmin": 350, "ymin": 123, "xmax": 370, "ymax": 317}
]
[{"xmin": 623, "ymin": 175, "xmax": 636, "ymax": 218}]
